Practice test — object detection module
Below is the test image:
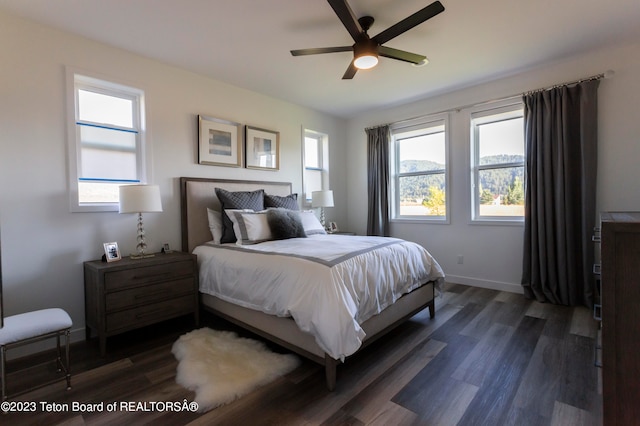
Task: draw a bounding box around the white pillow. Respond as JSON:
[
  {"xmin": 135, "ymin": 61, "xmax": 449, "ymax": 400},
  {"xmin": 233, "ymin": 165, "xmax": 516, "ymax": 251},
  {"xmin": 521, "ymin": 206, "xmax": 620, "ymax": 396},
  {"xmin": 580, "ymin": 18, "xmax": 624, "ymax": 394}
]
[
  {"xmin": 206, "ymin": 208, "xmax": 223, "ymax": 244},
  {"xmin": 299, "ymin": 210, "xmax": 327, "ymax": 235},
  {"xmin": 226, "ymin": 210, "xmax": 273, "ymax": 245}
]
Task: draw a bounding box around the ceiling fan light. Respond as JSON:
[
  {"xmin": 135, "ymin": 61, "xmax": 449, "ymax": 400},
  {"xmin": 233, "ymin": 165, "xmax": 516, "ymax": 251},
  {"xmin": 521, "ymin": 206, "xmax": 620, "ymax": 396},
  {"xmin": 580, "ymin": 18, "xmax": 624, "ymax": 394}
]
[
  {"xmin": 353, "ymin": 39, "xmax": 379, "ymax": 70},
  {"xmin": 354, "ymin": 54, "xmax": 378, "ymax": 69}
]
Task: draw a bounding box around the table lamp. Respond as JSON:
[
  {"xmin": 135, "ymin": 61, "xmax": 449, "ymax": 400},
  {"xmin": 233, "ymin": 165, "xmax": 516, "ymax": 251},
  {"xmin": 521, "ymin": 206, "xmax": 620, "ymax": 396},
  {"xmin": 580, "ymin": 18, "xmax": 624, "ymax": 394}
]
[
  {"xmin": 119, "ymin": 184, "xmax": 163, "ymax": 258},
  {"xmin": 311, "ymin": 190, "xmax": 334, "ymax": 229}
]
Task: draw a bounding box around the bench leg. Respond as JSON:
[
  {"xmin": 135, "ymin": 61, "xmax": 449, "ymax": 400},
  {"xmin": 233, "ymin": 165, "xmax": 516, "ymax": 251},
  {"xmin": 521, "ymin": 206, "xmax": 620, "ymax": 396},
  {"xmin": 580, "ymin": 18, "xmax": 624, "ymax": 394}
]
[
  {"xmin": 55, "ymin": 330, "xmax": 72, "ymax": 390},
  {"xmin": 56, "ymin": 333, "xmax": 62, "ymax": 372},
  {"xmin": 65, "ymin": 330, "xmax": 71, "ymax": 390},
  {"xmin": 1, "ymin": 346, "xmax": 6, "ymax": 401}
]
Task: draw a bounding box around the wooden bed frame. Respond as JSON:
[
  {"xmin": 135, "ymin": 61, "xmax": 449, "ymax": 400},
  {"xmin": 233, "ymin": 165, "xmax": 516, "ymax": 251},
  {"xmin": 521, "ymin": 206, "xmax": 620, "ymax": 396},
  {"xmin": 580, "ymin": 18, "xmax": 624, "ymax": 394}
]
[{"xmin": 180, "ymin": 177, "xmax": 435, "ymax": 390}]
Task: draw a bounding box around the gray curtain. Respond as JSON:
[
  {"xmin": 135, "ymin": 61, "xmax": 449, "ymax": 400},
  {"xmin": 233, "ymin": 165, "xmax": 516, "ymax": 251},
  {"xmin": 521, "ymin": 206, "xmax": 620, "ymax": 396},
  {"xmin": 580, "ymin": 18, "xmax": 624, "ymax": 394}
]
[
  {"xmin": 366, "ymin": 125, "xmax": 391, "ymax": 236},
  {"xmin": 521, "ymin": 79, "xmax": 600, "ymax": 307}
]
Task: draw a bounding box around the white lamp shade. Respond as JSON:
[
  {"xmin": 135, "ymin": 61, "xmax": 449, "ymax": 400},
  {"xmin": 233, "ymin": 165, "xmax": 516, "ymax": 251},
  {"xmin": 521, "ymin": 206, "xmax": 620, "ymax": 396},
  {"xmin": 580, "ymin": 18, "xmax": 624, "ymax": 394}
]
[
  {"xmin": 119, "ymin": 185, "xmax": 163, "ymax": 213},
  {"xmin": 311, "ymin": 190, "xmax": 334, "ymax": 208}
]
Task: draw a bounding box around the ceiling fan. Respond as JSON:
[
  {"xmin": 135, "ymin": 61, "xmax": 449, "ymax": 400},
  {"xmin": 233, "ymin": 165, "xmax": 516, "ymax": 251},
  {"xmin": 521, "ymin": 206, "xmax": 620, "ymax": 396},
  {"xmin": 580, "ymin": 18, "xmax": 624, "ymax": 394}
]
[{"xmin": 290, "ymin": 0, "xmax": 445, "ymax": 79}]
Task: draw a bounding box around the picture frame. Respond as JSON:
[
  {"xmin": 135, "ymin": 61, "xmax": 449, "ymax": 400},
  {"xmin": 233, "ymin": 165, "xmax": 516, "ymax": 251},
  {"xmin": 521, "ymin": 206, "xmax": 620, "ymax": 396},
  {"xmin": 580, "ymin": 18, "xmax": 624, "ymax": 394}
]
[
  {"xmin": 103, "ymin": 242, "xmax": 121, "ymax": 262},
  {"xmin": 329, "ymin": 221, "xmax": 339, "ymax": 233},
  {"xmin": 245, "ymin": 126, "xmax": 279, "ymax": 170},
  {"xmin": 198, "ymin": 115, "xmax": 242, "ymax": 167},
  {"xmin": 161, "ymin": 243, "xmax": 172, "ymax": 254}
]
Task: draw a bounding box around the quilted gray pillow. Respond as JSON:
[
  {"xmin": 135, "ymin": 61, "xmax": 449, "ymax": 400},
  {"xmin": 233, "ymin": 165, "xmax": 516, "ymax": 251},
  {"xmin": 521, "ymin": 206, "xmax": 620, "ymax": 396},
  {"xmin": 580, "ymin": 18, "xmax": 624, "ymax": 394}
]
[
  {"xmin": 215, "ymin": 188, "xmax": 265, "ymax": 243},
  {"xmin": 266, "ymin": 209, "xmax": 306, "ymax": 240},
  {"xmin": 264, "ymin": 193, "xmax": 299, "ymax": 210}
]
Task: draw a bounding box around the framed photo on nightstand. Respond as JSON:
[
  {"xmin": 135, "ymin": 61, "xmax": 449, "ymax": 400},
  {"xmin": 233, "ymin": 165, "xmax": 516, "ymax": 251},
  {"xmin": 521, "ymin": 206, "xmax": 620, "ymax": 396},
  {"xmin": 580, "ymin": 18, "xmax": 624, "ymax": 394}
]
[{"xmin": 103, "ymin": 242, "xmax": 121, "ymax": 262}]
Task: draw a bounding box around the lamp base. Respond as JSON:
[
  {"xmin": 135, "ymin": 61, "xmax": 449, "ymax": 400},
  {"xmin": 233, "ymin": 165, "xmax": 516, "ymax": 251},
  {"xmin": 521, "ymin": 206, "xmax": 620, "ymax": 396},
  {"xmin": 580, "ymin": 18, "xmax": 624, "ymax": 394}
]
[
  {"xmin": 130, "ymin": 212, "xmax": 154, "ymax": 259},
  {"xmin": 319, "ymin": 207, "xmax": 326, "ymax": 229},
  {"xmin": 129, "ymin": 253, "xmax": 155, "ymax": 259}
]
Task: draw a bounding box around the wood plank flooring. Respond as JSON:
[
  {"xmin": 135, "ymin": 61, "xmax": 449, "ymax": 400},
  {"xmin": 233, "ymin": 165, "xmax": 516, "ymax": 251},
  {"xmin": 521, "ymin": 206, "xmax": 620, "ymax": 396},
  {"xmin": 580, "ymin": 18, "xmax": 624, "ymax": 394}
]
[{"xmin": 3, "ymin": 284, "xmax": 602, "ymax": 425}]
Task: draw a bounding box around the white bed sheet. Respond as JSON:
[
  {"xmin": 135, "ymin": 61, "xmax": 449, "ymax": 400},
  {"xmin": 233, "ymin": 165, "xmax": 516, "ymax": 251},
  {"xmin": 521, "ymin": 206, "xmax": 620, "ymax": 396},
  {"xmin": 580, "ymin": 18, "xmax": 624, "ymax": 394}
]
[{"xmin": 193, "ymin": 234, "xmax": 444, "ymax": 360}]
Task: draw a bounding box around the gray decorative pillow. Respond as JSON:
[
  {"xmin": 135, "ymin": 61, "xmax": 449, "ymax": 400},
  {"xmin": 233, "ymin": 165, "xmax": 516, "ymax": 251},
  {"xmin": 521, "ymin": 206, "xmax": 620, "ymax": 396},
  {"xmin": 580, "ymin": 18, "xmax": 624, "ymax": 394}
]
[
  {"xmin": 215, "ymin": 188, "xmax": 265, "ymax": 243},
  {"xmin": 264, "ymin": 193, "xmax": 299, "ymax": 210},
  {"xmin": 266, "ymin": 209, "xmax": 306, "ymax": 240}
]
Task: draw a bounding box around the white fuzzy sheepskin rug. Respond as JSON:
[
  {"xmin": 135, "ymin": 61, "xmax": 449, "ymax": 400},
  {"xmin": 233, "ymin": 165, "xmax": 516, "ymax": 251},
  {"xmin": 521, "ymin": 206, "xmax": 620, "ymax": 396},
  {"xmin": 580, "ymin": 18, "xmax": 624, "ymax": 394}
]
[{"xmin": 171, "ymin": 328, "xmax": 299, "ymax": 412}]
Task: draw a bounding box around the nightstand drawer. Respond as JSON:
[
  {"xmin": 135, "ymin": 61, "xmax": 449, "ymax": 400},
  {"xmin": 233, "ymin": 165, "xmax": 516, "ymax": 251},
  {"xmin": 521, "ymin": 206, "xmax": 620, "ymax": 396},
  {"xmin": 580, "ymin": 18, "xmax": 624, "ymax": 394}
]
[
  {"xmin": 84, "ymin": 251, "xmax": 199, "ymax": 355},
  {"xmin": 105, "ymin": 277, "xmax": 195, "ymax": 312},
  {"xmin": 104, "ymin": 260, "xmax": 194, "ymax": 291},
  {"xmin": 106, "ymin": 295, "xmax": 194, "ymax": 333}
]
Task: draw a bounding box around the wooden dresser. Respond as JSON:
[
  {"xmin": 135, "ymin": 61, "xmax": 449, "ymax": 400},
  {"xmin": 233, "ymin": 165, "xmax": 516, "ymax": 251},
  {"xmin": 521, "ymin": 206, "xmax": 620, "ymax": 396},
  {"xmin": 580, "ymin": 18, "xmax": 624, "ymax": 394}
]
[
  {"xmin": 84, "ymin": 251, "xmax": 199, "ymax": 355},
  {"xmin": 600, "ymin": 212, "xmax": 640, "ymax": 425}
]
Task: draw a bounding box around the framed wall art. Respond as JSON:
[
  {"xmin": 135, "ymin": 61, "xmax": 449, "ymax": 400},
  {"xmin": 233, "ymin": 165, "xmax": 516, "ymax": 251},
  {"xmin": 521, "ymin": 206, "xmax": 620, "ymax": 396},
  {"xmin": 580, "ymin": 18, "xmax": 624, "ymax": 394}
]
[
  {"xmin": 198, "ymin": 115, "xmax": 242, "ymax": 167},
  {"xmin": 245, "ymin": 126, "xmax": 279, "ymax": 171}
]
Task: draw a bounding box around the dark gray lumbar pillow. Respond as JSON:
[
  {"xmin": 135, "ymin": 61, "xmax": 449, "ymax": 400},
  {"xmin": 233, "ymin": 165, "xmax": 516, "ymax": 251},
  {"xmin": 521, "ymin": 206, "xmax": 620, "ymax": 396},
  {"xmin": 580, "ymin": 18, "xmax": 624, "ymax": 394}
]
[
  {"xmin": 266, "ymin": 209, "xmax": 306, "ymax": 240},
  {"xmin": 264, "ymin": 193, "xmax": 299, "ymax": 210}
]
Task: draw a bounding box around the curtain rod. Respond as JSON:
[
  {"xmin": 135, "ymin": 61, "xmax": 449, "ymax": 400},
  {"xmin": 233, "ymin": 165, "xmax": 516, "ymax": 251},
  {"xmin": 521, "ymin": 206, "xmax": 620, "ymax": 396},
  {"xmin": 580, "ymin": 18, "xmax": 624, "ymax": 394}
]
[
  {"xmin": 523, "ymin": 70, "xmax": 614, "ymax": 96},
  {"xmin": 366, "ymin": 69, "xmax": 614, "ymax": 131}
]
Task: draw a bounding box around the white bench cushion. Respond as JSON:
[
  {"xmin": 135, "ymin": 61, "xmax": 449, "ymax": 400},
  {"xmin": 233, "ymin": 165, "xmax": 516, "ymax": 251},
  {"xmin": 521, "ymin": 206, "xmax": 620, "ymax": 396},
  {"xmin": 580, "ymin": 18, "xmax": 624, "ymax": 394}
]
[{"xmin": 0, "ymin": 308, "xmax": 72, "ymax": 345}]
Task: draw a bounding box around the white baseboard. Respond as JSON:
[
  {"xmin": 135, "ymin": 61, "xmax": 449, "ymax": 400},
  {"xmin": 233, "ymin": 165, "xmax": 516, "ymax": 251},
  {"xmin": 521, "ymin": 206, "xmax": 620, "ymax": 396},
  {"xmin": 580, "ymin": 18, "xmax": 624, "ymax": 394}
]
[{"xmin": 444, "ymin": 274, "xmax": 524, "ymax": 294}]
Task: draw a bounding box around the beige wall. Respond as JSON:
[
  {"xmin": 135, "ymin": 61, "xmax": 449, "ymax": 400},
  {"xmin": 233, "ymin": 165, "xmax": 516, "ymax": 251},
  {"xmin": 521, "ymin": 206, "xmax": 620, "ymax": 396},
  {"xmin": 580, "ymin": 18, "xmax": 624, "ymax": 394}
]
[{"xmin": 0, "ymin": 10, "xmax": 347, "ymax": 346}]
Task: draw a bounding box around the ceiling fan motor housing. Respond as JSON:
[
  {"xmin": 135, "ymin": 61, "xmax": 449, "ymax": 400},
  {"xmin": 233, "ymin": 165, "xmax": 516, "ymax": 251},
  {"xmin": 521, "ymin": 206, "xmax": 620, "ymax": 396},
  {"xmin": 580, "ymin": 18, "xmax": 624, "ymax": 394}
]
[{"xmin": 354, "ymin": 38, "xmax": 379, "ymax": 58}]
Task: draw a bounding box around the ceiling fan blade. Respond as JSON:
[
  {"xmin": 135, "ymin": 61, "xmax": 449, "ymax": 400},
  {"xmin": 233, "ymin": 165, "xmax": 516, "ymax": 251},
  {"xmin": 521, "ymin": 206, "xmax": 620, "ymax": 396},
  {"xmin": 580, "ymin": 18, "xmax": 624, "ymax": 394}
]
[
  {"xmin": 372, "ymin": 1, "xmax": 445, "ymax": 45},
  {"xmin": 291, "ymin": 46, "xmax": 353, "ymax": 56},
  {"xmin": 379, "ymin": 46, "xmax": 426, "ymax": 64},
  {"xmin": 327, "ymin": 0, "xmax": 363, "ymax": 42},
  {"xmin": 342, "ymin": 62, "xmax": 358, "ymax": 79}
]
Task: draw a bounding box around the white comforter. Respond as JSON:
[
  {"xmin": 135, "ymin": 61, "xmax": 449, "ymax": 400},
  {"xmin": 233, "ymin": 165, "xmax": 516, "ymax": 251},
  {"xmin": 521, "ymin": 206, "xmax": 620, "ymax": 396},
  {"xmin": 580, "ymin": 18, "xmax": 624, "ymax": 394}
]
[{"xmin": 193, "ymin": 234, "xmax": 444, "ymax": 360}]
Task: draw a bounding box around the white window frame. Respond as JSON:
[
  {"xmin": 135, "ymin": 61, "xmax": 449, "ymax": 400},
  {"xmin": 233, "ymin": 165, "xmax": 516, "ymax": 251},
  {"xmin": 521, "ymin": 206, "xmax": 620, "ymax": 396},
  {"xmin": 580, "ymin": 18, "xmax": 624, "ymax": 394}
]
[
  {"xmin": 302, "ymin": 128, "xmax": 329, "ymax": 207},
  {"xmin": 391, "ymin": 113, "xmax": 450, "ymax": 223},
  {"xmin": 470, "ymin": 101, "xmax": 525, "ymax": 224},
  {"xmin": 66, "ymin": 69, "xmax": 148, "ymax": 212}
]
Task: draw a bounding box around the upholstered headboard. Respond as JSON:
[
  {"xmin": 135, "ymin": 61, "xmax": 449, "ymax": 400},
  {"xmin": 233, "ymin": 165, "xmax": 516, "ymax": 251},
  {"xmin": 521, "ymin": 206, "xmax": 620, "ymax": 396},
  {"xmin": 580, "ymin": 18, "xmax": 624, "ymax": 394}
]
[{"xmin": 180, "ymin": 177, "xmax": 292, "ymax": 253}]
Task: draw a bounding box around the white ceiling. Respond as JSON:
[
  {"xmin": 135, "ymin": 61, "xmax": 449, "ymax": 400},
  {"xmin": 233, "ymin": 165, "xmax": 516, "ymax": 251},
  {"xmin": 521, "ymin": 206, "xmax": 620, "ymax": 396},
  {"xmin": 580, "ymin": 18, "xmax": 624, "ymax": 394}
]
[{"xmin": 2, "ymin": 0, "xmax": 640, "ymax": 117}]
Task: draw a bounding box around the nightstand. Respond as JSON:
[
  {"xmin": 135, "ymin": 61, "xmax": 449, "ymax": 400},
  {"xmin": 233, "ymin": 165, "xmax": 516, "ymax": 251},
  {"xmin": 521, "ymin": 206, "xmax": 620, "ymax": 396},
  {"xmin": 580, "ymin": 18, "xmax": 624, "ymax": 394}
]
[
  {"xmin": 328, "ymin": 231, "xmax": 356, "ymax": 235},
  {"xmin": 83, "ymin": 251, "xmax": 199, "ymax": 356}
]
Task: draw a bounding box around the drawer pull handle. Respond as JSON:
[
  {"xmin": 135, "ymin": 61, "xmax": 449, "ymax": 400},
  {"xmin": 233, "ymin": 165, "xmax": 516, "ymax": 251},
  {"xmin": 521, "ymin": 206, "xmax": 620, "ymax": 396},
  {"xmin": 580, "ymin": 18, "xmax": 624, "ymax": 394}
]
[
  {"xmin": 135, "ymin": 308, "xmax": 168, "ymax": 320},
  {"xmin": 132, "ymin": 272, "xmax": 170, "ymax": 281},
  {"xmin": 134, "ymin": 289, "xmax": 170, "ymax": 300}
]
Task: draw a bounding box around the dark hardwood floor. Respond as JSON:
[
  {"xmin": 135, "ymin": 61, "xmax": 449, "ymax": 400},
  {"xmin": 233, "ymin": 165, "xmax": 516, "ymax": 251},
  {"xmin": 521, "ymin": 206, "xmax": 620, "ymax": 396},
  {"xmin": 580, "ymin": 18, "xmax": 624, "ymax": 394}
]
[{"xmin": 3, "ymin": 284, "xmax": 602, "ymax": 425}]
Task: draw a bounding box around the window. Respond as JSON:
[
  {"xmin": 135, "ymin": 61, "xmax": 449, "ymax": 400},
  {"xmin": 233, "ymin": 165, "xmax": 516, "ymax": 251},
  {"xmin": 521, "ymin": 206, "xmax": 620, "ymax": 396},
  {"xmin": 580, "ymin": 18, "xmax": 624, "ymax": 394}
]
[
  {"xmin": 391, "ymin": 115, "xmax": 449, "ymax": 222},
  {"xmin": 302, "ymin": 129, "xmax": 329, "ymax": 204},
  {"xmin": 67, "ymin": 71, "xmax": 146, "ymax": 212},
  {"xmin": 470, "ymin": 103, "xmax": 525, "ymax": 222}
]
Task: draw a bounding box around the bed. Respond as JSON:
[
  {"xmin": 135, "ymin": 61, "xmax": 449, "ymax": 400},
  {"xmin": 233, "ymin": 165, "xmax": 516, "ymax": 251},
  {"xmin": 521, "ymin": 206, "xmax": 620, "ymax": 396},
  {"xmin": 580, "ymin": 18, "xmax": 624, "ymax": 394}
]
[{"xmin": 180, "ymin": 177, "xmax": 444, "ymax": 390}]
